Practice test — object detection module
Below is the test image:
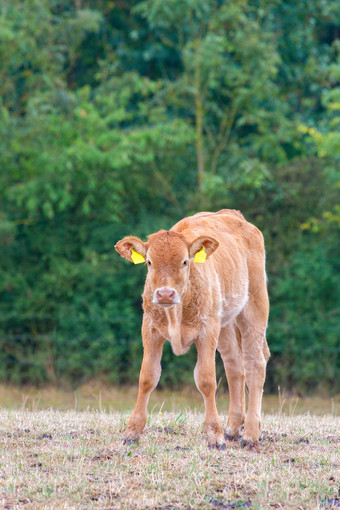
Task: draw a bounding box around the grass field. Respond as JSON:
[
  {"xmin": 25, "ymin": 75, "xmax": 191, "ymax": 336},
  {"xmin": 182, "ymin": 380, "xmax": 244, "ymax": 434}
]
[
  {"xmin": 0, "ymin": 382, "xmax": 339, "ymax": 416},
  {"xmin": 0, "ymin": 402, "xmax": 339, "ymax": 508}
]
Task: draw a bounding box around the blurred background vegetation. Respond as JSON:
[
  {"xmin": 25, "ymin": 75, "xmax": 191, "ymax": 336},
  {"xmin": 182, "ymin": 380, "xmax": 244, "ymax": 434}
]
[{"xmin": 0, "ymin": 0, "xmax": 339, "ymax": 394}]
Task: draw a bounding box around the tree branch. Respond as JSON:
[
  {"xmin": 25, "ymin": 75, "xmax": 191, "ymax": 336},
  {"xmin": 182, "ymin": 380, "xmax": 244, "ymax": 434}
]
[{"xmin": 210, "ymin": 101, "xmax": 237, "ymax": 175}]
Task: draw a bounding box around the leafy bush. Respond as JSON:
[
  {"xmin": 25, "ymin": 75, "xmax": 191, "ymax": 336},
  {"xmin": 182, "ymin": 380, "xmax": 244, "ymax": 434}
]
[{"xmin": 0, "ymin": 0, "xmax": 339, "ymax": 393}]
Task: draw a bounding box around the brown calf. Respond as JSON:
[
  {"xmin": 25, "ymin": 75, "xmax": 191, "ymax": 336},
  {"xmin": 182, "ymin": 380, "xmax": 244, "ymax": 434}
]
[{"xmin": 115, "ymin": 209, "xmax": 270, "ymax": 448}]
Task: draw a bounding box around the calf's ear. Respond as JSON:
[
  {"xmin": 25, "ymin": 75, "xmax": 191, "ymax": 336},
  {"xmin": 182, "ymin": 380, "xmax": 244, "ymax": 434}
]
[
  {"xmin": 115, "ymin": 236, "xmax": 147, "ymax": 264},
  {"xmin": 189, "ymin": 236, "xmax": 219, "ymax": 262}
]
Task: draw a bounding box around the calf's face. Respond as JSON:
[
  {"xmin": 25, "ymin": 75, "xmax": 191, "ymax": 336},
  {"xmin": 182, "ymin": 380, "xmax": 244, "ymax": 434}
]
[
  {"xmin": 115, "ymin": 230, "xmax": 219, "ymax": 306},
  {"xmin": 146, "ymin": 231, "xmax": 190, "ymax": 306}
]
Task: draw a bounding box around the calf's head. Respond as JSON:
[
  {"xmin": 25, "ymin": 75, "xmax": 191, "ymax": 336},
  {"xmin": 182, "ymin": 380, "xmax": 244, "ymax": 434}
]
[{"xmin": 115, "ymin": 230, "xmax": 219, "ymax": 306}]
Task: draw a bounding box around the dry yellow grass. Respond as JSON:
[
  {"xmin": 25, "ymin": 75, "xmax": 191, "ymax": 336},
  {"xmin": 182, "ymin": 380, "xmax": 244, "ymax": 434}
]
[
  {"xmin": 0, "ymin": 408, "xmax": 339, "ymax": 509},
  {"xmin": 0, "ymin": 383, "xmax": 339, "ymax": 416}
]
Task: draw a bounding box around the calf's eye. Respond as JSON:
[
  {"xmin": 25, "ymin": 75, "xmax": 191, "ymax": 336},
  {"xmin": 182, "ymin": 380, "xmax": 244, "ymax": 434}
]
[
  {"xmin": 182, "ymin": 260, "xmax": 188, "ymax": 268},
  {"xmin": 147, "ymin": 260, "xmax": 152, "ymax": 266}
]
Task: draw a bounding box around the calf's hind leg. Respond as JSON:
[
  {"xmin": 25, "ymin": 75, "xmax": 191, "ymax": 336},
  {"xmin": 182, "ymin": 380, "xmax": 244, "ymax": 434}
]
[
  {"xmin": 236, "ymin": 290, "xmax": 269, "ymax": 445},
  {"xmin": 194, "ymin": 330, "xmax": 226, "ymax": 449},
  {"xmin": 217, "ymin": 323, "xmax": 245, "ymax": 439}
]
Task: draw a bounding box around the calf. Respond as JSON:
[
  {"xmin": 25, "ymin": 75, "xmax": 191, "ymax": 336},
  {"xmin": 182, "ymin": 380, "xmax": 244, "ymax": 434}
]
[{"xmin": 115, "ymin": 209, "xmax": 270, "ymax": 448}]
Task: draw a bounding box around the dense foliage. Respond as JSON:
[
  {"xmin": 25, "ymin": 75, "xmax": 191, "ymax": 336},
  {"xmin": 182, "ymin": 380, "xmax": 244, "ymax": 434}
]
[{"xmin": 0, "ymin": 0, "xmax": 339, "ymax": 393}]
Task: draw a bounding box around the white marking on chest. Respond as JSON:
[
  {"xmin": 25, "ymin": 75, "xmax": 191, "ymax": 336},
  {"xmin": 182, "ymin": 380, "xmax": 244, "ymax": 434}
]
[
  {"xmin": 165, "ymin": 309, "xmax": 183, "ymax": 355},
  {"xmin": 220, "ymin": 284, "xmax": 249, "ymax": 327},
  {"xmin": 168, "ymin": 324, "xmax": 179, "ymax": 341},
  {"xmin": 215, "ymin": 275, "xmax": 223, "ymax": 320},
  {"xmin": 165, "ymin": 308, "xmax": 196, "ymax": 356}
]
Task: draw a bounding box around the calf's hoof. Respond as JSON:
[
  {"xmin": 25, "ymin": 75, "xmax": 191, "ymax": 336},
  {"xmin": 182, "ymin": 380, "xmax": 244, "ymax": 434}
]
[
  {"xmin": 122, "ymin": 428, "xmax": 141, "ymax": 445},
  {"xmin": 240, "ymin": 436, "xmax": 259, "ymax": 448},
  {"xmin": 122, "ymin": 437, "xmax": 139, "ymax": 445},
  {"xmin": 225, "ymin": 432, "xmax": 241, "ymax": 441},
  {"xmin": 225, "ymin": 416, "xmax": 244, "ymax": 440},
  {"xmin": 224, "ymin": 426, "xmax": 243, "ymax": 441},
  {"xmin": 206, "ymin": 424, "xmax": 226, "ymax": 451},
  {"xmin": 209, "ymin": 442, "xmax": 227, "ymax": 451},
  {"xmin": 241, "ymin": 422, "xmax": 260, "ymax": 447}
]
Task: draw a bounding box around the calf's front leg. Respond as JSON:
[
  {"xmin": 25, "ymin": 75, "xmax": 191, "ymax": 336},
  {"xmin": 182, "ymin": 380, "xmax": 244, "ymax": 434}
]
[
  {"xmin": 194, "ymin": 331, "xmax": 226, "ymax": 449},
  {"xmin": 124, "ymin": 320, "xmax": 164, "ymax": 443}
]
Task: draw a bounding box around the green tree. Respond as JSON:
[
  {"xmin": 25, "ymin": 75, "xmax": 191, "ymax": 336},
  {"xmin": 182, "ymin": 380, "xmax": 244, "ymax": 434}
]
[{"xmin": 0, "ymin": 0, "xmax": 339, "ymax": 392}]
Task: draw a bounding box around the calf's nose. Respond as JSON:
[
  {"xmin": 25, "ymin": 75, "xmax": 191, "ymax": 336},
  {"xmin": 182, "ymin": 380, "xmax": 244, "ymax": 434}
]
[
  {"xmin": 155, "ymin": 287, "xmax": 176, "ymax": 305},
  {"xmin": 156, "ymin": 288, "xmax": 175, "ymax": 301}
]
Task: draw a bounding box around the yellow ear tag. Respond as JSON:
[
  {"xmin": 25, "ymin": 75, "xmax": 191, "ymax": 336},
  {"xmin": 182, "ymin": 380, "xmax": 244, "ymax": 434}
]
[
  {"xmin": 131, "ymin": 248, "xmax": 145, "ymax": 264},
  {"xmin": 194, "ymin": 247, "xmax": 207, "ymax": 263}
]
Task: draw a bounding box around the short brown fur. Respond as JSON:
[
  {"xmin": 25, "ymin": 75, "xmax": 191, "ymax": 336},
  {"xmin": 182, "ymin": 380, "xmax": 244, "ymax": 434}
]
[{"xmin": 115, "ymin": 209, "xmax": 270, "ymax": 447}]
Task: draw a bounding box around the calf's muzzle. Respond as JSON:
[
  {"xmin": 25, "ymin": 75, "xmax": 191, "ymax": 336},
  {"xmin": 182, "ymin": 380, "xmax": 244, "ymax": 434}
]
[{"xmin": 153, "ymin": 287, "xmax": 180, "ymax": 306}]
